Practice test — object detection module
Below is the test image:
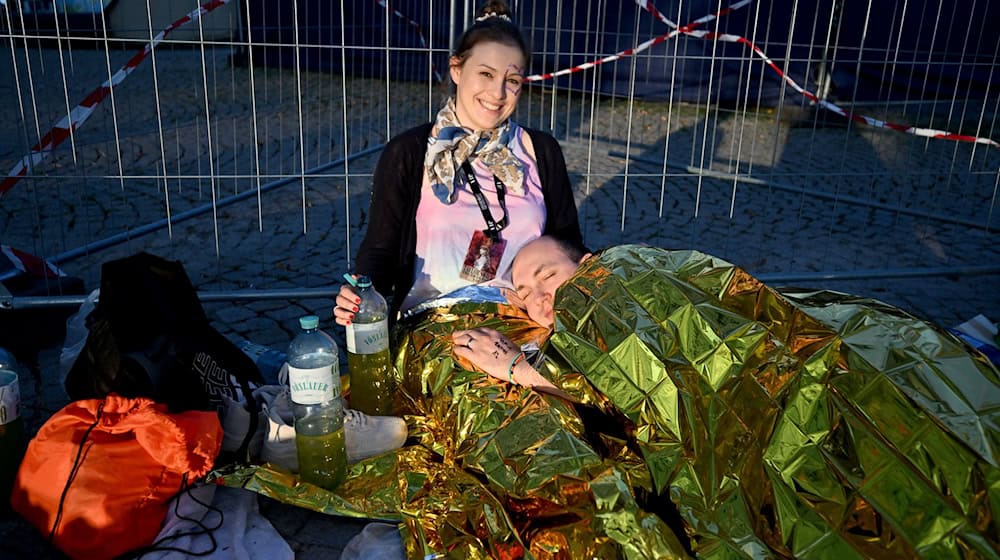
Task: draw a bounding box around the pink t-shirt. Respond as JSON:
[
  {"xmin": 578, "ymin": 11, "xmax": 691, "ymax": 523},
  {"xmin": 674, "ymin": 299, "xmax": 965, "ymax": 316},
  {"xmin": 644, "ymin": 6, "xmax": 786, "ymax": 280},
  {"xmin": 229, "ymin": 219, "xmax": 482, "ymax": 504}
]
[{"xmin": 403, "ymin": 126, "xmax": 546, "ymax": 311}]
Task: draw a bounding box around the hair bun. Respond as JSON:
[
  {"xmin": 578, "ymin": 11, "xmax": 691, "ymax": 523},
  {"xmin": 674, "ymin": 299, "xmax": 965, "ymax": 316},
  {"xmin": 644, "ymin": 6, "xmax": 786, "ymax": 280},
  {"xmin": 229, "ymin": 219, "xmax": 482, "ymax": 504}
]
[
  {"xmin": 452, "ymin": 0, "xmax": 528, "ymax": 65},
  {"xmin": 475, "ymin": 11, "xmax": 511, "ymax": 23},
  {"xmin": 475, "ymin": 0, "xmax": 513, "ymax": 23}
]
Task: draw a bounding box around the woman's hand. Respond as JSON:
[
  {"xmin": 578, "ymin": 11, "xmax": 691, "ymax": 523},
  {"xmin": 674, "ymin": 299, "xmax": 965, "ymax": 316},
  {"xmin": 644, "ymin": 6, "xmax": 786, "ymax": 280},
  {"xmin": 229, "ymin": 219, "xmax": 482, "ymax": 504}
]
[
  {"xmin": 452, "ymin": 327, "xmax": 566, "ymax": 396},
  {"xmin": 452, "ymin": 328, "xmax": 521, "ymax": 382},
  {"xmin": 333, "ymin": 283, "xmax": 360, "ymax": 326}
]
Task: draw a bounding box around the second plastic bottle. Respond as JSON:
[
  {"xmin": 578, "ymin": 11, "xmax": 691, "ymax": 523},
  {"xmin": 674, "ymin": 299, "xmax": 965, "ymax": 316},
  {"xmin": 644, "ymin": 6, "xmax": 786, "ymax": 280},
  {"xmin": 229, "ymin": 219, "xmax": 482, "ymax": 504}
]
[
  {"xmin": 0, "ymin": 348, "xmax": 26, "ymax": 516},
  {"xmin": 345, "ymin": 276, "xmax": 393, "ymax": 415},
  {"xmin": 287, "ymin": 315, "xmax": 347, "ymax": 490}
]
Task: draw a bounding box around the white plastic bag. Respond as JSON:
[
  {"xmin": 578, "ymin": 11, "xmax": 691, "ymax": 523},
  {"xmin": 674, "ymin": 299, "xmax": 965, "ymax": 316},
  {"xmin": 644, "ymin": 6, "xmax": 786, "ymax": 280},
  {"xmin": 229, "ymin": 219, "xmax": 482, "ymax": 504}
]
[{"xmin": 59, "ymin": 288, "xmax": 99, "ymax": 383}]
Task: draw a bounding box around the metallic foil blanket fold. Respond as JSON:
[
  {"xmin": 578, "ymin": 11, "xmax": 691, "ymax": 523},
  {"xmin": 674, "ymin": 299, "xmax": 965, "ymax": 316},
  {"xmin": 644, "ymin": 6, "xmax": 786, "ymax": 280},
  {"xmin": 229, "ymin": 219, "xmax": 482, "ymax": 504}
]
[
  {"xmin": 215, "ymin": 245, "xmax": 998, "ymax": 559},
  {"xmin": 549, "ymin": 245, "xmax": 998, "ymax": 559}
]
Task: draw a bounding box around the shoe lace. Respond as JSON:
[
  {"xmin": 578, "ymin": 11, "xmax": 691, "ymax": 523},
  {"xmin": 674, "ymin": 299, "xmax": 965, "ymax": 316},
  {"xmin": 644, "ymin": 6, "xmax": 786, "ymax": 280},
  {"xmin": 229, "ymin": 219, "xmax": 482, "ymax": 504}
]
[{"xmin": 344, "ymin": 408, "xmax": 369, "ymax": 427}]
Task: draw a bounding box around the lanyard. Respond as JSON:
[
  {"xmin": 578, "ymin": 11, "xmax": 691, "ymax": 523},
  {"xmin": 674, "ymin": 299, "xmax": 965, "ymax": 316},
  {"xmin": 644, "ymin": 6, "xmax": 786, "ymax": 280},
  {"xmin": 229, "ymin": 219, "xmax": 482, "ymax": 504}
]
[{"xmin": 459, "ymin": 160, "xmax": 508, "ymax": 238}]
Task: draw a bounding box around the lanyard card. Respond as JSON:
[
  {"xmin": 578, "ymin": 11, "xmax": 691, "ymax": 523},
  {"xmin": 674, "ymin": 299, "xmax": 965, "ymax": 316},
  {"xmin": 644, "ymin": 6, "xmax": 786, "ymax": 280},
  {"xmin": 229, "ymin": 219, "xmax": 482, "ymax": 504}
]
[{"xmin": 460, "ymin": 229, "xmax": 506, "ymax": 283}]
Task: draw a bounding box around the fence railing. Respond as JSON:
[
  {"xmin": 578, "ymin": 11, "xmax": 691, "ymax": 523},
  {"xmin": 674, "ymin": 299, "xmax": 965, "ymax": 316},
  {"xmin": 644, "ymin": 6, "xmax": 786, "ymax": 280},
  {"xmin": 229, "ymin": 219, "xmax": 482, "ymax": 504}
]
[{"xmin": 1, "ymin": 0, "xmax": 997, "ymax": 327}]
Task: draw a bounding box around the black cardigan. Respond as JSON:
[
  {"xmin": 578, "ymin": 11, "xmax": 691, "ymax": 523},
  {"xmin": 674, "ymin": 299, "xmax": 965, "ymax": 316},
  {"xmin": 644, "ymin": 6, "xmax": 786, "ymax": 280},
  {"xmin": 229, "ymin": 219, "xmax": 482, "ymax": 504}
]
[{"xmin": 355, "ymin": 122, "xmax": 583, "ymax": 320}]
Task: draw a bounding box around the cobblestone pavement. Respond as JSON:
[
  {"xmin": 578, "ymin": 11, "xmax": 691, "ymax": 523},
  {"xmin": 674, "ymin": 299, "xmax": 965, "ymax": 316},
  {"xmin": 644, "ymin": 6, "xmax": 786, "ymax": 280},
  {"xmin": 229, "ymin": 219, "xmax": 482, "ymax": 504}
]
[{"xmin": 1, "ymin": 47, "xmax": 998, "ymax": 558}]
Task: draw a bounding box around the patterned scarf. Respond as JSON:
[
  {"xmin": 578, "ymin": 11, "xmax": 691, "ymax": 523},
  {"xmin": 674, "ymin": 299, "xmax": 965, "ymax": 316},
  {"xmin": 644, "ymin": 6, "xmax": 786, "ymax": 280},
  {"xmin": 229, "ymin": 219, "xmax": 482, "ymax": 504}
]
[{"xmin": 424, "ymin": 98, "xmax": 525, "ymax": 204}]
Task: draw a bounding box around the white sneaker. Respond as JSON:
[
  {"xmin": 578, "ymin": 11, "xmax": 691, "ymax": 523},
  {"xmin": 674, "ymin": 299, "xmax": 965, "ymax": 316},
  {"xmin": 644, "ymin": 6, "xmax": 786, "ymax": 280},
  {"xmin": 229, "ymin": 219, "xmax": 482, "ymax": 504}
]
[
  {"xmin": 257, "ymin": 386, "xmax": 298, "ymax": 472},
  {"xmin": 258, "ymin": 384, "xmax": 407, "ymax": 468},
  {"xmin": 344, "ymin": 409, "xmax": 408, "ymax": 463}
]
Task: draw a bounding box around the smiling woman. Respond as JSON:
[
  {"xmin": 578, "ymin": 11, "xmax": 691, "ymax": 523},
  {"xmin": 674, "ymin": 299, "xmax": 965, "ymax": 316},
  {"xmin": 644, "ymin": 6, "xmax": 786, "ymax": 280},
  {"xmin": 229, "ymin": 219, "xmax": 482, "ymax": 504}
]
[
  {"xmin": 449, "ymin": 42, "xmax": 525, "ymax": 132},
  {"xmin": 333, "ymin": 0, "xmax": 584, "ymax": 329}
]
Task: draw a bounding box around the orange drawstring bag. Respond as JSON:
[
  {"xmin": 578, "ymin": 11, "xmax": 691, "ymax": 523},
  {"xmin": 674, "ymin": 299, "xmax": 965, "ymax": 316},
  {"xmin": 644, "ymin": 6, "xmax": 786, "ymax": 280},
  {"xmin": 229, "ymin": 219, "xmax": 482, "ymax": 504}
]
[{"xmin": 10, "ymin": 394, "xmax": 222, "ymax": 560}]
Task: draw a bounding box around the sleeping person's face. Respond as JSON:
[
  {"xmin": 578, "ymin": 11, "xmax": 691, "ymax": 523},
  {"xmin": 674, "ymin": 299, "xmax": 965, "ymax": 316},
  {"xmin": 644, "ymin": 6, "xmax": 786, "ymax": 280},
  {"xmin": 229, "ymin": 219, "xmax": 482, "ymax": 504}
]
[{"xmin": 510, "ymin": 237, "xmax": 588, "ymax": 327}]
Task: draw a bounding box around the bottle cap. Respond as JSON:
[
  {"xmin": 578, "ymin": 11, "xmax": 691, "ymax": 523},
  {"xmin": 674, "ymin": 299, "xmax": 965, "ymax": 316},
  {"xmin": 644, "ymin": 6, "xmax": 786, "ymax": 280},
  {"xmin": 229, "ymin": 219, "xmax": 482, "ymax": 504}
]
[
  {"xmin": 356, "ymin": 275, "xmax": 372, "ymax": 289},
  {"xmin": 299, "ymin": 315, "xmax": 320, "ymax": 330}
]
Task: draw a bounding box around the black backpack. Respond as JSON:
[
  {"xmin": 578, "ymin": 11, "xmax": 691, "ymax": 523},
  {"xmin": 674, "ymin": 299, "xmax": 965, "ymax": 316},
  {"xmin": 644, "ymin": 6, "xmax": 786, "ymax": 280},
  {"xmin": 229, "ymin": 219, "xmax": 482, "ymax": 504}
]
[{"xmin": 64, "ymin": 252, "xmax": 263, "ymax": 459}]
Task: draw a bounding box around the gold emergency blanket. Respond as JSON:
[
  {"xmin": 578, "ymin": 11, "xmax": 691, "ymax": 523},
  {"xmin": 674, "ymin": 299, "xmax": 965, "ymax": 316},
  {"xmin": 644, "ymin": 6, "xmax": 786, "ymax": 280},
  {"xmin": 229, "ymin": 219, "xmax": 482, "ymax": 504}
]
[
  {"xmin": 214, "ymin": 300, "xmax": 689, "ymax": 559},
  {"xmin": 386, "ymin": 301, "xmax": 688, "ymax": 558},
  {"xmin": 547, "ymin": 245, "xmax": 999, "ymax": 559},
  {"xmin": 215, "ymin": 245, "xmax": 999, "ymax": 559}
]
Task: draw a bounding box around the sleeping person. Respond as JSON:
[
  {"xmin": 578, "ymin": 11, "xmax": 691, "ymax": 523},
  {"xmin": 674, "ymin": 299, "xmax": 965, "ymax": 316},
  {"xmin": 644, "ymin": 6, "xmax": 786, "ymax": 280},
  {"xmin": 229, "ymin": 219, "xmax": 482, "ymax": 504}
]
[{"xmin": 448, "ymin": 235, "xmax": 999, "ymax": 558}]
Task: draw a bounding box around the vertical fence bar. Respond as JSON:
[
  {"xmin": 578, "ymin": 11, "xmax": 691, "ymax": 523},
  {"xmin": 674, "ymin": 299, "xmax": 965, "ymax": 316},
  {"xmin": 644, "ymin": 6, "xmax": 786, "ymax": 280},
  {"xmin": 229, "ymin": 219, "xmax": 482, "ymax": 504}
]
[{"xmin": 0, "ymin": 0, "xmax": 996, "ymax": 327}]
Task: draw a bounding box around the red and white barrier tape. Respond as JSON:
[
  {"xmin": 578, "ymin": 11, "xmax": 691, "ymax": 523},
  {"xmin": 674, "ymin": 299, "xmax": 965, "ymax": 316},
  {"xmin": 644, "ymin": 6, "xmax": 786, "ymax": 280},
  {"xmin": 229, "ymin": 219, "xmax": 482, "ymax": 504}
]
[
  {"xmin": 643, "ymin": 0, "xmax": 1000, "ymax": 148},
  {"xmin": 530, "ymin": 0, "xmax": 999, "ymax": 149},
  {"xmin": 0, "ymin": 0, "xmax": 233, "ymax": 197},
  {"xmin": 3, "ymin": 0, "xmax": 996, "ymax": 198},
  {"xmin": 525, "ymin": 0, "xmax": 750, "ymax": 82},
  {"xmin": 635, "ymin": 0, "xmax": 754, "ymax": 30},
  {"xmin": 636, "ymin": 0, "xmax": 680, "ymax": 29},
  {"xmin": 703, "ymin": 29, "xmax": 1000, "ymax": 148},
  {"xmin": 1, "ymin": 245, "xmax": 67, "ymax": 279},
  {"xmin": 372, "ymin": 0, "xmax": 443, "ymax": 83}
]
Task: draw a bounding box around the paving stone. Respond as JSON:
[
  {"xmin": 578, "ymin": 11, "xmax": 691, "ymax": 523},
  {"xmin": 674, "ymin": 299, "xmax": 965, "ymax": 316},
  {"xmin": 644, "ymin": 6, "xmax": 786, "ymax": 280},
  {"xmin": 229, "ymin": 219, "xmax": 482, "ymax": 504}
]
[
  {"xmin": 214, "ymin": 304, "xmax": 258, "ymax": 325},
  {"xmin": 267, "ymin": 302, "xmax": 320, "ymax": 324}
]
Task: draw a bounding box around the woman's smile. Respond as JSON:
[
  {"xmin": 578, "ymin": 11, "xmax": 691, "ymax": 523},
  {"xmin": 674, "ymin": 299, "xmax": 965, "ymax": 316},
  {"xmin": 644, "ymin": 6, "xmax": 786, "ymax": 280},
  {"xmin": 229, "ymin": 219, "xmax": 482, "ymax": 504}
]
[{"xmin": 450, "ymin": 41, "xmax": 525, "ymax": 131}]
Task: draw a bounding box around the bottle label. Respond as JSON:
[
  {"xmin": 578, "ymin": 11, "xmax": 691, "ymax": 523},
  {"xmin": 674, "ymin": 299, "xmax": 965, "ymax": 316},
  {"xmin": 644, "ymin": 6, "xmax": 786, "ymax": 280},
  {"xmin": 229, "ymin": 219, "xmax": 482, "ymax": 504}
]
[
  {"xmin": 0, "ymin": 371, "xmax": 20, "ymax": 426},
  {"xmin": 287, "ymin": 364, "xmax": 337, "ymax": 404},
  {"xmin": 346, "ymin": 320, "xmax": 389, "ymax": 354}
]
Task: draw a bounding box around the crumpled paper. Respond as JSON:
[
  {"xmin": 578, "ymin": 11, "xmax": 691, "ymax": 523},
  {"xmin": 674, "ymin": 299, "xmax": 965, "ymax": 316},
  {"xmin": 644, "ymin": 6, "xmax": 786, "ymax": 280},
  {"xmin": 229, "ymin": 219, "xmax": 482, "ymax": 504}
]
[{"xmin": 215, "ymin": 245, "xmax": 999, "ymax": 559}]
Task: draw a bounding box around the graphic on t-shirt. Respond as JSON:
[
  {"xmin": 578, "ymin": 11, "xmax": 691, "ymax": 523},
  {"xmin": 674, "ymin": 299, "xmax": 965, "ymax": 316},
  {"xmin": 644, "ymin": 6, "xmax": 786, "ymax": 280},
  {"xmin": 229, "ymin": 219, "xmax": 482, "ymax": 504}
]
[{"xmin": 461, "ymin": 230, "xmax": 506, "ymax": 283}]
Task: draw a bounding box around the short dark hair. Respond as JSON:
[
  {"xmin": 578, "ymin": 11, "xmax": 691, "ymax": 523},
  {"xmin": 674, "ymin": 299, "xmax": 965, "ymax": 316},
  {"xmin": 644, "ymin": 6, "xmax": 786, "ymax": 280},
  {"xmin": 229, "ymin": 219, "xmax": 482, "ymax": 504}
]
[
  {"xmin": 452, "ymin": 1, "xmax": 531, "ymax": 68},
  {"xmin": 550, "ymin": 236, "xmax": 587, "ymax": 263}
]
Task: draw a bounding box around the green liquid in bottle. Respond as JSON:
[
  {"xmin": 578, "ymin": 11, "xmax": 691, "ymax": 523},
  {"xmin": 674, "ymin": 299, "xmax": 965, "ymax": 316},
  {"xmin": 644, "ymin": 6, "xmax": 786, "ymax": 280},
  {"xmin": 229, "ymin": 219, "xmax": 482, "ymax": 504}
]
[
  {"xmin": 295, "ymin": 421, "xmax": 347, "ymax": 491},
  {"xmin": 348, "ymin": 350, "xmax": 393, "ymax": 415},
  {"xmin": 345, "ymin": 277, "xmax": 393, "ymax": 416}
]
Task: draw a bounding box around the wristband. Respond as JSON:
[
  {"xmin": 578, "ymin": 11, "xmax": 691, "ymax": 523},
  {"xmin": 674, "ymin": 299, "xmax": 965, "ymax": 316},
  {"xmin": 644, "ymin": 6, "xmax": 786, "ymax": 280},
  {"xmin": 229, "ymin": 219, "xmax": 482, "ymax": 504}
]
[{"xmin": 506, "ymin": 351, "xmax": 526, "ymax": 383}]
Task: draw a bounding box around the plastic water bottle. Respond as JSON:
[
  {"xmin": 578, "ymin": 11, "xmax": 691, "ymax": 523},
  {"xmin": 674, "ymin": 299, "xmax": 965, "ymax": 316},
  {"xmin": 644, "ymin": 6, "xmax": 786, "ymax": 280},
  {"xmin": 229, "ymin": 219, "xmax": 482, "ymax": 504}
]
[
  {"xmin": 0, "ymin": 348, "xmax": 26, "ymax": 516},
  {"xmin": 345, "ymin": 275, "xmax": 393, "ymax": 415},
  {"xmin": 286, "ymin": 316, "xmax": 346, "ymax": 490}
]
